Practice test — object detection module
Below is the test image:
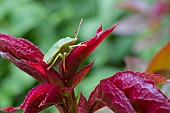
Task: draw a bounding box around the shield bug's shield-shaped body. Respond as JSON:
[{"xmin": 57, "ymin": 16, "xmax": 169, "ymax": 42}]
[{"xmin": 43, "ymin": 19, "xmax": 83, "ymax": 70}]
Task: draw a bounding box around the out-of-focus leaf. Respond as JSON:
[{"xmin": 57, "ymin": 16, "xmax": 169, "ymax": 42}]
[
  {"xmin": 124, "ymin": 56, "xmax": 148, "ymax": 72},
  {"xmin": 146, "ymin": 41, "xmax": 170, "ymax": 78},
  {"xmin": 114, "ymin": 14, "xmax": 148, "ymax": 36},
  {"xmin": 118, "ymin": 0, "xmax": 149, "ymax": 13}
]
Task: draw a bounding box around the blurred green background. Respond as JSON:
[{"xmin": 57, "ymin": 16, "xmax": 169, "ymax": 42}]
[{"xmin": 0, "ymin": 0, "xmax": 169, "ymax": 113}]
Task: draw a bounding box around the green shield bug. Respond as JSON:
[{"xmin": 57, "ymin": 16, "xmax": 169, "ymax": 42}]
[{"xmin": 43, "ymin": 19, "xmax": 84, "ymax": 70}]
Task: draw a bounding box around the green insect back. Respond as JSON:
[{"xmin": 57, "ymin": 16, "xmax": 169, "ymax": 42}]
[
  {"xmin": 43, "ymin": 37, "xmax": 77, "ymax": 67},
  {"xmin": 43, "ymin": 18, "xmax": 83, "ymax": 70}
]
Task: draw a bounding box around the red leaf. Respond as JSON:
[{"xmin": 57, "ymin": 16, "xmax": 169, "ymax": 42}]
[
  {"xmin": 88, "ymin": 79, "xmax": 135, "ymax": 113},
  {"xmin": 137, "ymin": 72, "xmax": 168, "ymax": 85},
  {"xmin": 0, "ymin": 34, "xmax": 64, "ymax": 84},
  {"xmin": 96, "ymin": 24, "xmax": 102, "ymax": 34},
  {"xmin": 68, "ymin": 61, "xmax": 94, "ymax": 88},
  {"xmin": 1, "ymin": 106, "xmax": 23, "ymax": 112},
  {"xmin": 1, "ymin": 84, "xmax": 63, "ymax": 113},
  {"xmin": 0, "ymin": 34, "xmax": 43, "ymax": 62},
  {"xmin": 108, "ymin": 71, "xmax": 170, "ymax": 113},
  {"xmin": 88, "ymin": 71, "xmax": 170, "ymax": 113},
  {"xmin": 1, "ymin": 52, "xmax": 63, "ymax": 85},
  {"xmin": 0, "ymin": 52, "xmax": 49, "ymax": 82},
  {"xmin": 63, "ymin": 24, "xmax": 118, "ymax": 79},
  {"xmin": 78, "ymin": 93, "xmax": 89, "ymax": 113}
]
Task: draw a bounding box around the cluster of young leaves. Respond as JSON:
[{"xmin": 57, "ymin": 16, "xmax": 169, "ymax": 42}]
[{"xmin": 0, "ymin": 24, "xmax": 170, "ymax": 113}]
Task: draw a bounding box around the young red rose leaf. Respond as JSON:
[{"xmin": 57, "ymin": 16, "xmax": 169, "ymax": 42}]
[
  {"xmin": 0, "ymin": 52, "xmax": 49, "ymax": 82},
  {"xmin": 39, "ymin": 85, "xmax": 63, "ymax": 107},
  {"xmin": 0, "ymin": 34, "xmax": 43, "ymax": 63},
  {"xmin": 0, "ymin": 52, "xmax": 63, "ymax": 85},
  {"xmin": 88, "ymin": 79, "xmax": 135, "ymax": 113},
  {"xmin": 108, "ymin": 71, "xmax": 170, "ymax": 113},
  {"xmin": 78, "ymin": 93, "xmax": 89, "ymax": 113},
  {"xmin": 63, "ymin": 24, "xmax": 118, "ymax": 79},
  {"xmin": 68, "ymin": 61, "xmax": 94, "ymax": 88},
  {"xmin": 1, "ymin": 84, "xmax": 63, "ymax": 113},
  {"xmin": 146, "ymin": 41, "xmax": 170, "ymax": 79}
]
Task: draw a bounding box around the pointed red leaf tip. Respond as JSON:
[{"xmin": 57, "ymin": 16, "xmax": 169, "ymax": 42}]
[
  {"xmin": 78, "ymin": 93, "xmax": 89, "ymax": 113},
  {"xmin": 0, "ymin": 34, "xmax": 43, "ymax": 62},
  {"xmin": 1, "ymin": 84, "xmax": 63, "ymax": 113},
  {"xmin": 137, "ymin": 72, "xmax": 168, "ymax": 85},
  {"xmin": 1, "ymin": 106, "xmax": 22, "ymax": 112},
  {"xmin": 96, "ymin": 24, "xmax": 102, "ymax": 33},
  {"xmin": 88, "ymin": 79, "xmax": 135, "ymax": 113},
  {"xmin": 106, "ymin": 71, "xmax": 170, "ymax": 113},
  {"xmin": 63, "ymin": 24, "xmax": 118, "ymax": 79},
  {"xmin": 68, "ymin": 61, "xmax": 94, "ymax": 88}
]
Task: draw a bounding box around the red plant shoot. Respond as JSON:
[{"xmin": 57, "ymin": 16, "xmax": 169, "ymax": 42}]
[{"xmin": 0, "ymin": 23, "xmax": 170, "ymax": 113}]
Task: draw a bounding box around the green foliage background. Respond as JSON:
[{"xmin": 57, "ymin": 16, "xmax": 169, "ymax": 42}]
[{"xmin": 0, "ymin": 0, "xmax": 169, "ymax": 113}]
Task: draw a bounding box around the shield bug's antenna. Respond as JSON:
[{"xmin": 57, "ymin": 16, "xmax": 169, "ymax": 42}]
[{"xmin": 75, "ymin": 18, "xmax": 83, "ymax": 38}]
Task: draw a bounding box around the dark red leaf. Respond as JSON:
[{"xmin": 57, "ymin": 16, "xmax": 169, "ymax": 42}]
[
  {"xmin": 1, "ymin": 84, "xmax": 63, "ymax": 113},
  {"xmin": 62, "ymin": 24, "xmax": 118, "ymax": 79},
  {"xmin": 78, "ymin": 93, "xmax": 89, "ymax": 113},
  {"xmin": 0, "ymin": 52, "xmax": 49, "ymax": 82},
  {"xmin": 0, "ymin": 52, "xmax": 63, "ymax": 85},
  {"xmin": 108, "ymin": 71, "xmax": 170, "ymax": 113},
  {"xmin": 0, "ymin": 34, "xmax": 43, "ymax": 62},
  {"xmin": 88, "ymin": 79, "xmax": 135, "ymax": 113},
  {"xmin": 88, "ymin": 71, "xmax": 170, "ymax": 113},
  {"xmin": 39, "ymin": 85, "xmax": 63, "ymax": 107},
  {"xmin": 68, "ymin": 61, "xmax": 94, "ymax": 88}
]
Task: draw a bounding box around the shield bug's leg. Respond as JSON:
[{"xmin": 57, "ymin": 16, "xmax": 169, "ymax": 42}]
[
  {"xmin": 47, "ymin": 53, "xmax": 64, "ymax": 70},
  {"xmin": 63, "ymin": 52, "xmax": 69, "ymax": 71},
  {"xmin": 69, "ymin": 43, "xmax": 86, "ymax": 50}
]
